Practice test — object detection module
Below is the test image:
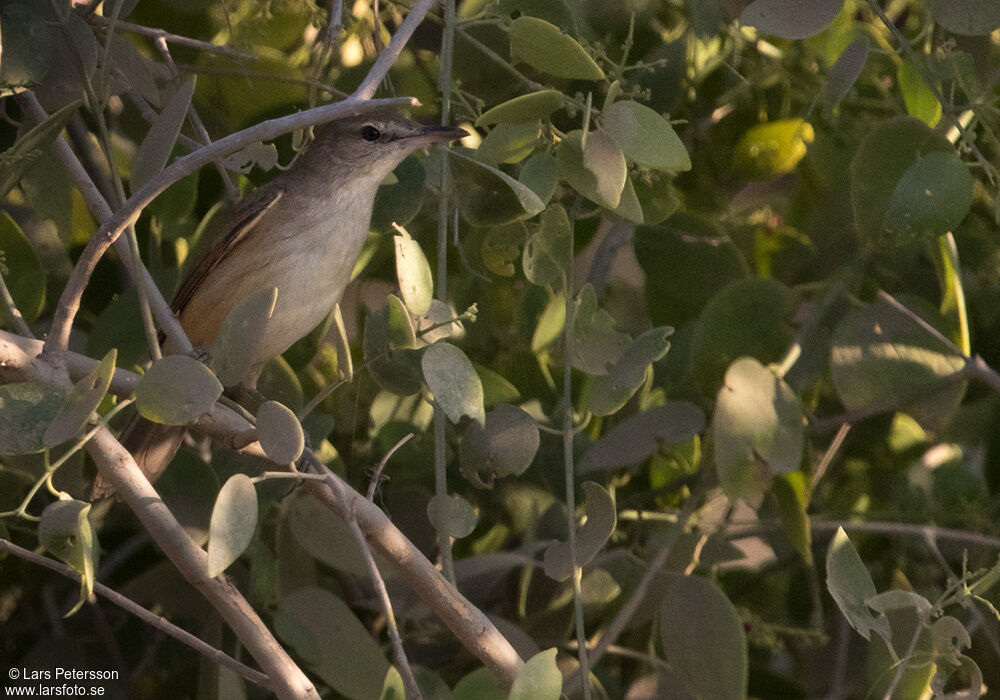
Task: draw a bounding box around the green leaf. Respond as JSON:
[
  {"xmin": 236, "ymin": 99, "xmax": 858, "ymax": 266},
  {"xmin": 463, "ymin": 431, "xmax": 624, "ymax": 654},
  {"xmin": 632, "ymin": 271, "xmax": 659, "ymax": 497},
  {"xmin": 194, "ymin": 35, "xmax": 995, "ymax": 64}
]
[
  {"xmin": 475, "ymin": 364, "xmax": 521, "ymax": 406},
  {"xmin": 543, "ymin": 482, "xmax": 616, "ymax": 580},
  {"xmin": 601, "ymin": 101, "xmax": 691, "ymax": 171},
  {"xmin": 0, "ymin": 210, "xmax": 46, "ymax": 324},
  {"xmin": 286, "ymin": 493, "xmax": 371, "ymax": 577},
  {"xmin": 830, "ymin": 297, "xmax": 966, "ymax": 430},
  {"xmin": 211, "ymin": 287, "xmax": 278, "ymax": 388},
  {"xmin": 156, "ymin": 451, "xmax": 219, "ymax": 545},
  {"xmin": 450, "ymin": 149, "xmax": 546, "ymax": 226},
  {"xmin": 897, "ymin": 60, "xmax": 942, "ymax": 127},
  {"xmin": 826, "ymin": 527, "xmax": 890, "ymax": 642},
  {"xmin": 825, "ymin": 36, "xmax": 869, "ymax": 108},
  {"xmin": 519, "ymin": 151, "xmax": 558, "ymax": 205},
  {"xmin": 460, "ymin": 404, "xmax": 540, "ymax": 488},
  {"xmin": 772, "ymin": 472, "xmax": 812, "ymax": 565},
  {"xmin": 712, "ymin": 358, "xmax": 805, "ymax": 506},
  {"xmin": 0, "ymin": 382, "xmax": 64, "ymax": 455},
  {"xmin": 256, "ymin": 401, "xmax": 304, "ymax": 465},
  {"xmin": 451, "ymin": 668, "xmax": 506, "ymax": 700},
  {"xmin": 739, "ymin": 0, "xmax": 844, "ymax": 39},
  {"xmin": 733, "ymin": 119, "xmax": 815, "ymax": 180},
  {"xmin": 130, "ymin": 77, "xmax": 196, "ymax": 193},
  {"xmin": 394, "ymin": 230, "xmax": 433, "ymax": 316},
  {"xmin": 371, "ymin": 156, "xmax": 426, "ymax": 233},
  {"xmin": 135, "ymin": 355, "xmax": 223, "ymax": 426},
  {"xmin": 612, "ymin": 177, "xmax": 645, "ymax": 224},
  {"xmin": 509, "ymin": 17, "xmax": 604, "ymax": 81},
  {"xmin": 523, "ymin": 204, "xmax": 572, "ymax": 287},
  {"xmin": 421, "ymin": 342, "xmax": 485, "ymax": 425},
  {"xmin": 427, "ymin": 494, "xmax": 478, "ymax": 538},
  {"xmin": 481, "ymin": 222, "xmax": 526, "ymax": 277},
  {"xmin": 364, "ymin": 306, "xmax": 423, "ymax": 395},
  {"xmin": 690, "ymin": 278, "xmax": 795, "ymax": 396},
  {"xmin": 882, "ymin": 151, "xmax": 973, "ymax": 247},
  {"xmin": 497, "ymin": 0, "xmax": 578, "ymax": 33},
  {"xmin": 660, "ymin": 575, "xmax": 748, "ymax": 700},
  {"xmin": 531, "ymin": 291, "xmax": 566, "ymax": 352},
  {"xmin": 508, "ymin": 649, "xmax": 562, "ymax": 700},
  {"xmin": 579, "ymin": 402, "xmax": 705, "ymax": 473},
  {"xmin": 634, "ymin": 175, "xmax": 680, "ymax": 226},
  {"xmin": 557, "ymin": 130, "xmax": 627, "ymax": 208},
  {"xmin": 850, "ymin": 116, "xmax": 952, "ymax": 248},
  {"xmin": 925, "ymin": 0, "xmax": 1000, "ymax": 35},
  {"xmin": 207, "ymin": 474, "xmax": 258, "ymax": 578},
  {"xmin": 386, "ymin": 294, "xmax": 417, "ymax": 349},
  {"xmin": 0, "ymin": 101, "xmax": 79, "ymax": 197},
  {"xmin": 0, "ymin": 3, "xmax": 51, "ymax": 95},
  {"xmin": 43, "ymin": 349, "xmax": 116, "ymax": 448},
  {"xmin": 589, "ymin": 326, "xmax": 673, "ymax": 416},
  {"xmin": 476, "ymin": 121, "xmax": 541, "ymax": 165},
  {"xmin": 476, "ymin": 90, "xmax": 564, "ymax": 126},
  {"xmin": 38, "ymin": 500, "xmax": 98, "ymax": 616},
  {"xmin": 276, "ymin": 587, "xmax": 389, "ymax": 699},
  {"xmin": 572, "ymin": 284, "xmax": 630, "ymax": 375}
]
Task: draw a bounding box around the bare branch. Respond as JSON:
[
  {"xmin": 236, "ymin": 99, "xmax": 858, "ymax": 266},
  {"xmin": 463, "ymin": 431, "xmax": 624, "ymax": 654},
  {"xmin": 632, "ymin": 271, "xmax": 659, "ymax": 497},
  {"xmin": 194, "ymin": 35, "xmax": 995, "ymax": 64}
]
[
  {"xmin": 87, "ymin": 15, "xmax": 256, "ymax": 61},
  {"xmin": 0, "ymin": 538, "xmax": 274, "ymax": 692}
]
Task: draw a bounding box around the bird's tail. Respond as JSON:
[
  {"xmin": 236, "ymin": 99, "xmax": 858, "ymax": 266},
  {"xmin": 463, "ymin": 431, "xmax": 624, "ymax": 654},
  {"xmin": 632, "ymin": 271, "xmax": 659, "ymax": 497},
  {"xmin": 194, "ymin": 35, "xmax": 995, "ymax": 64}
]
[{"xmin": 90, "ymin": 414, "xmax": 185, "ymax": 500}]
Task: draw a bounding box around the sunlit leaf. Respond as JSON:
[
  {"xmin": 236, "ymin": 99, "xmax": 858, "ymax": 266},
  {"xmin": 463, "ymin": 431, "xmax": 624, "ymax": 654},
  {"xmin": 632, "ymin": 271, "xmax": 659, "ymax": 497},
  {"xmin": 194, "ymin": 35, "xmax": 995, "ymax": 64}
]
[
  {"xmin": 135, "ymin": 355, "xmax": 223, "ymax": 426},
  {"xmin": 212, "ymin": 287, "xmax": 278, "ymax": 387},
  {"xmin": 256, "ymin": 401, "xmax": 304, "ymax": 465},
  {"xmin": 207, "ymin": 474, "xmax": 258, "ymax": 577},
  {"xmin": 601, "ymin": 100, "xmax": 690, "ymax": 171},
  {"xmin": 733, "ymin": 119, "xmax": 814, "ymax": 180},
  {"xmin": 475, "ymin": 90, "xmax": 564, "ymax": 126},
  {"xmin": 394, "ymin": 229, "xmax": 433, "ymax": 316},
  {"xmin": 509, "ymin": 17, "xmax": 604, "ymax": 80},
  {"xmin": 532, "ymin": 291, "xmax": 566, "ymax": 352},
  {"xmin": 826, "ymin": 527, "xmax": 890, "ymax": 642},
  {"xmin": 475, "ymin": 121, "xmax": 541, "ymax": 165},
  {"xmin": 897, "ymin": 60, "xmax": 942, "ymax": 127},
  {"xmin": 44, "ymin": 349, "xmax": 116, "ymax": 448},
  {"xmin": 508, "ymin": 649, "xmax": 562, "ymax": 700}
]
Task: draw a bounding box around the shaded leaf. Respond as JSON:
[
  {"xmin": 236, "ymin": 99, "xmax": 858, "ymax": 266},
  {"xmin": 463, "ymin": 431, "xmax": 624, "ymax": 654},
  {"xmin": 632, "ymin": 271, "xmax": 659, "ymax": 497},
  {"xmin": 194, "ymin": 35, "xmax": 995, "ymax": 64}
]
[
  {"xmin": 286, "ymin": 493, "xmax": 371, "ymax": 577},
  {"xmin": 476, "ymin": 121, "xmax": 541, "ymax": 165},
  {"xmin": 739, "ymin": 0, "xmax": 844, "ymax": 39},
  {"xmin": 558, "ymin": 131, "xmax": 627, "ymax": 209},
  {"xmin": 394, "ymin": 229, "xmax": 433, "ymax": 316},
  {"xmin": 634, "ymin": 175, "xmax": 680, "ymax": 226},
  {"xmin": 450, "ymin": 149, "xmax": 545, "ymax": 226},
  {"xmin": 460, "ymin": 404, "xmax": 540, "ymax": 488},
  {"xmin": 573, "ymin": 284, "xmax": 630, "ymax": 375},
  {"xmin": 578, "ymin": 402, "xmax": 705, "ymax": 473},
  {"xmin": 475, "ymin": 364, "xmax": 521, "ymax": 406},
  {"xmin": 421, "ymin": 342, "xmax": 485, "ymax": 425},
  {"xmin": 882, "ymin": 151, "xmax": 973, "ymax": 247},
  {"xmin": 386, "ymin": 294, "xmax": 417, "ymax": 348},
  {"xmin": 519, "ymin": 151, "xmax": 558, "ymax": 205},
  {"xmin": 772, "ymin": 472, "xmax": 812, "ymax": 565},
  {"xmin": 481, "ymin": 222, "xmax": 525, "ymax": 277},
  {"xmin": 509, "ymin": 17, "xmax": 604, "ymax": 80},
  {"xmin": 660, "ymin": 574, "xmax": 748, "ymax": 700},
  {"xmin": 0, "ymin": 3, "xmax": 51, "ymax": 95},
  {"xmin": 372, "ymin": 156, "xmax": 426, "ymax": 233},
  {"xmin": 601, "ymin": 101, "xmax": 690, "ymax": 171},
  {"xmin": 427, "ymin": 494, "xmax": 478, "ymax": 538},
  {"xmin": 0, "ymin": 210, "xmax": 46, "ymax": 323},
  {"xmin": 38, "ymin": 499, "xmax": 98, "ymax": 616},
  {"xmin": 825, "ymin": 36, "xmax": 869, "ymax": 108},
  {"xmin": 364, "ymin": 306, "xmax": 423, "ymax": 396},
  {"xmin": 0, "ymin": 101, "xmax": 79, "ymax": 197},
  {"xmin": 451, "ymin": 668, "xmax": 506, "ymax": 700},
  {"xmin": 589, "ymin": 326, "xmax": 673, "ymax": 416},
  {"xmin": 211, "ymin": 287, "xmax": 278, "ymax": 387},
  {"xmin": 712, "ymin": 358, "xmax": 805, "ymax": 506},
  {"xmin": 130, "ymin": 77, "xmax": 196, "ymax": 192},
  {"xmin": 0, "ymin": 382, "xmax": 64, "ymax": 455},
  {"xmin": 925, "ymin": 0, "xmax": 1000, "ymax": 35},
  {"xmin": 256, "ymin": 401, "xmax": 304, "ymax": 464},
  {"xmin": 543, "ymin": 482, "xmax": 616, "ymax": 580},
  {"xmin": 508, "ymin": 648, "xmax": 562, "ymax": 700},
  {"xmin": 523, "ymin": 204, "xmax": 572, "ymax": 287},
  {"xmin": 135, "ymin": 355, "xmax": 223, "ymax": 426},
  {"xmin": 44, "ymin": 349, "xmax": 116, "ymax": 448},
  {"xmin": 207, "ymin": 475, "xmax": 258, "ymax": 578}
]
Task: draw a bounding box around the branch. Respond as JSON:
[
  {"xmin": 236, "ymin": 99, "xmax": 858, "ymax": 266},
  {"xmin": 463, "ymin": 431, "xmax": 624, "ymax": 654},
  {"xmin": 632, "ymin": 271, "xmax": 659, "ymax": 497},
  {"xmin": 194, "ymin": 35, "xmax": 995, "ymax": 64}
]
[
  {"xmin": 0, "ymin": 329, "xmax": 524, "ymax": 685},
  {"xmin": 87, "ymin": 15, "xmax": 256, "ymax": 61},
  {"xmin": 0, "ymin": 538, "xmax": 273, "ymax": 692}
]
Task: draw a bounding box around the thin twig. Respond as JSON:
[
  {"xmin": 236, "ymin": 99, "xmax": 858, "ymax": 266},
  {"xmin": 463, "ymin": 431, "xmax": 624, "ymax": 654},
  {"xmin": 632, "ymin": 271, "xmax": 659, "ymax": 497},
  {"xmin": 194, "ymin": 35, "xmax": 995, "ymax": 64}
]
[
  {"xmin": 346, "ymin": 496, "xmax": 423, "ymax": 700},
  {"xmin": 367, "ymin": 432, "xmax": 414, "ymax": 501},
  {"xmin": 87, "ymin": 15, "xmax": 256, "ymax": 61},
  {"xmin": 0, "ymin": 538, "xmax": 274, "ymax": 692},
  {"xmin": 0, "ymin": 264, "xmax": 33, "ymax": 337}
]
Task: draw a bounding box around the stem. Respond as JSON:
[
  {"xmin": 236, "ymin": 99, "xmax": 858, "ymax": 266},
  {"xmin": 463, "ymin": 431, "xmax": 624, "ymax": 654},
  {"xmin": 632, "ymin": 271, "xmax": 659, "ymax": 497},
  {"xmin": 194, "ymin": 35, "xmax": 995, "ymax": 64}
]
[
  {"xmin": 434, "ymin": 0, "xmax": 458, "ymax": 586},
  {"xmin": 561, "ymin": 263, "xmax": 591, "ymax": 699},
  {"xmin": 0, "ymin": 264, "xmax": 33, "ymax": 338}
]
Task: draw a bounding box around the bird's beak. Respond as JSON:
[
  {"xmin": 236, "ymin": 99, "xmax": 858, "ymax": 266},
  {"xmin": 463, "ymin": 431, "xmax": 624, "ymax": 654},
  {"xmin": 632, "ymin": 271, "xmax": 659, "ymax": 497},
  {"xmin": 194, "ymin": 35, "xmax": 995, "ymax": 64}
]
[{"xmin": 411, "ymin": 124, "xmax": 469, "ymax": 145}]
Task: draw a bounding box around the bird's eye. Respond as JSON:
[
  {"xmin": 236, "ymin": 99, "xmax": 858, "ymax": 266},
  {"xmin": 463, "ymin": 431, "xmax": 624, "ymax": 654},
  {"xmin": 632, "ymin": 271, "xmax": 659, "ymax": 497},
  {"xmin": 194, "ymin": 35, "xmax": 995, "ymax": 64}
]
[{"xmin": 361, "ymin": 125, "xmax": 381, "ymax": 142}]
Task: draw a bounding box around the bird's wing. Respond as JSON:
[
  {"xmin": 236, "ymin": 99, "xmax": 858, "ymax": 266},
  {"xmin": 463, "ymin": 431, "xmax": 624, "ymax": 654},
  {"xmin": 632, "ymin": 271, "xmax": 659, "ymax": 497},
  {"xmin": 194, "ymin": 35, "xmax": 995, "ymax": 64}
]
[{"xmin": 172, "ymin": 183, "xmax": 285, "ymax": 315}]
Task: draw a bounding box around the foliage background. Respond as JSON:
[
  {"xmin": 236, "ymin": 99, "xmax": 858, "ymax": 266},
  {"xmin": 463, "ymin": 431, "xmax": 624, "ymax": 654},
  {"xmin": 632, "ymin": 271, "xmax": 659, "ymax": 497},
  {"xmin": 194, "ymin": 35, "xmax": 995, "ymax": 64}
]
[{"xmin": 2, "ymin": 0, "xmax": 1000, "ymax": 698}]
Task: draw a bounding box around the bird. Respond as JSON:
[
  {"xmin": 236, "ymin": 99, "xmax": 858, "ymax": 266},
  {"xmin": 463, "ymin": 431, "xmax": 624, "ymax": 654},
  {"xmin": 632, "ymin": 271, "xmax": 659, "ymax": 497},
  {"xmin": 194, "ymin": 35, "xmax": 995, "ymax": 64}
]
[{"xmin": 91, "ymin": 108, "xmax": 466, "ymax": 498}]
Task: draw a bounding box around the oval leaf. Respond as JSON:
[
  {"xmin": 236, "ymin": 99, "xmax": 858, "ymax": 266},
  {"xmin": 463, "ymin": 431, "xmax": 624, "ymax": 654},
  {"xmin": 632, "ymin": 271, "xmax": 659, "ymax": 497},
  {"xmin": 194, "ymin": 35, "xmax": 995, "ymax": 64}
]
[
  {"xmin": 421, "ymin": 342, "xmax": 485, "ymax": 426},
  {"xmin": 207, "ymin": 474, "xmax": 258, "ymax": 577},
  {"xmin": 0, "ymin": 3, "xmax": 52, "ymax": 95},
  {"xmin": 925, "ymin": 0, "xmax": 1000, "ymax": 35},
  {"xmin": 543, "ymin": 482, "xmax": 616, "ymax": 581},
  {"xmin": 256, "ymin": 401, "xmax": 304, "ymax": 464},
  {"xmin": 602, "ymin": 101, "xmax": 691, "ymax": 172},
  {"xmin": 558, "ymin": 130, "xmax": 627, "ymax": 209},
  {"xmin": 371, "ymin": 156, "xmax": 426, "ymax": 233},
  {"xmin": 212, "ymin": 287, "xmax": 278, "ymax": 388},
  {"xmin": 660, "ymin": 574, "xmax": 748, "ymax": 700},
  {"xmin": 0, "ymin": 210, "xmax": 46, "ymax": 324},
  {"xmin": 460, "ymin": 404, "xmax": 540, "ymax": 488},
  {"xmin": 476, "ymin": 90, "xmax": 564, "ymax": 126},
  {"xmin": 450, "ymin": 149, "xmax": 545, "ymax": 225},
  {"xmin": 0, "ymin": 382, "xmax": 64, "ymax": 455},
  {"xmin": 826, "ymin": 527, "xmax": 890, "ymax": 642},
  {"xmin": 394, "ymin": 229, "xmax": 433, "ymax": 316},
  {"xmin": 44, "ymin": 349, "xmax": 116, "ymax": 448},
  {"xmin": 579, "ymin": 402, "xmax": 705, "ymax": 473},
  {"xmin": 135, "ymin": 355, "xmax": 223, "ymax": 426},
  {"xmin": 523, "ymin": 204, "xmax": 572, "ymax": 287},
  {"xmin": 509, "ymin": 648, "xmax": 562, "ymax": 700},
  {"xmin": 882, "ymin": 151, "xmax": 973, "ymax": 247},
  {"xmin": 519, "ymin": 151, "xmax": 558, "ymax": 205},
  {"xmin": 427, "ymin": 494, "xmax": 478, "ymax": 538},
  {"xmin": 509, "ymin": 17, "xmax": 604, "ymax": 81},
  {"xmin": 825, "ymin": 36, "xmax": 869, "ymax": 108},
  {"xmin": 130, "ymin": 77, "xmax": 195, "ymax": 192},
  {"xmin": 740, "ymin": 0, "xmax": 844, "ymax": 39},
  {"xmin": 363, "ymin": 306, "xmax": 423, "ymax": 395},
  {"xmin": 476, "ymin": 121, "xmax": 541, "ymax": 165},
  {"xmin": 589, "ymin": 326, "xmax": 673, "ymax": 416},
  {"xmin": 712, "ymin": 357, "xmax": 805, "ymax": 507},
  {"xmin": 38, "ymin": 499, "xmax": 98, "ymax": 615}
]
